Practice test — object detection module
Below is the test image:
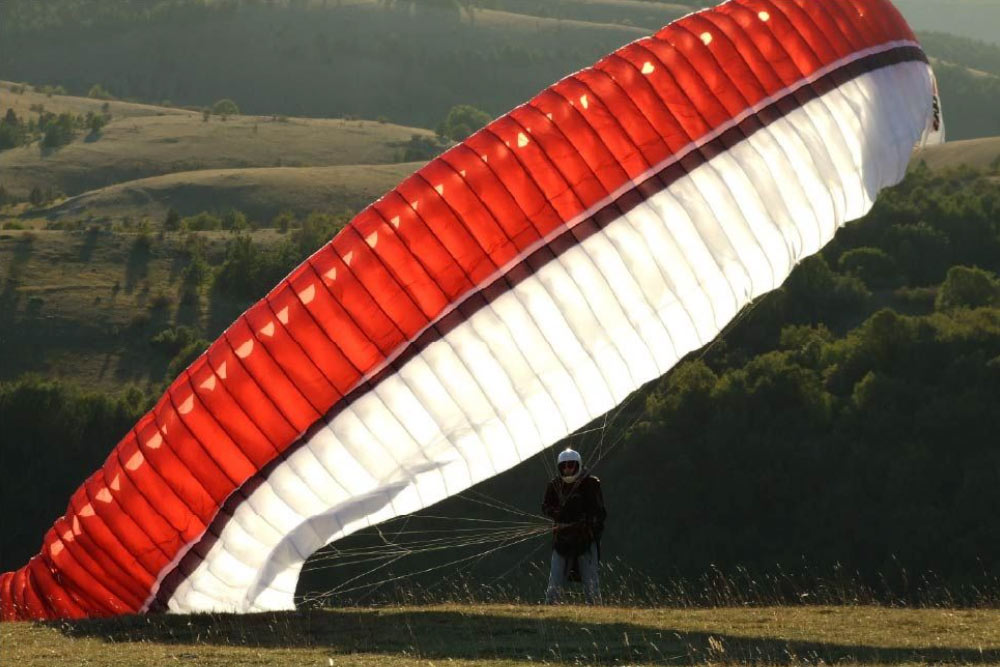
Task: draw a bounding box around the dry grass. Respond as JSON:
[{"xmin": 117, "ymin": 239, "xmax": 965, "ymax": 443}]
[
  {"xmin": 914, "ymin": 136, "xmax": 1000, "ymax": 171},
  {"xmin": 2, "ymin": 604, "xmax": 999, "ymax": 666},
  {"xmin": 472, "ymin": 0, "xmax": 689, "ymax": 31},
  {"xmin": 0, "ymin": 81, "xmax": 192, "ymax": 122},
  {"xmin": 41, "ymin": 163, "xmax": 424, "ymax": 223}
]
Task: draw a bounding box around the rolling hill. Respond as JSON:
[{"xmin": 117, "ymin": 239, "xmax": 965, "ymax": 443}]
[
  {"xmin": 4, "ymin": 1, "xmax": 1000, "ymax": 144},
  {"xmin": 914, "ymin": 136, "xmax": 1000, "ymax": 171},
  {"xmin": 469, "ymin": 0, "xmax": 691, "ymax": 29},
  {"xmin": 0, "ymin": 1, "xmax": 644, "ymax": 129},
  {"xmin": 41, "ymin": 163, "xmax": 424, "ymax": 223},
  {"xmin": 0, "ymin": 82, "xmax": 435, "ymax": 201}
]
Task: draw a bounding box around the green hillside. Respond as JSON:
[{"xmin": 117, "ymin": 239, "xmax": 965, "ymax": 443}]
[
  {"xmin": 4, "ymin": 3, "xmax": 1000, "ymax": 141},
  {"xmin": 919, "ymin": 32, "xmax": 1000, "ymax": 77},
  {"xmin": 0, "ymin": 1, "xmax": 642, "ymax": 129},
  {"xmin": 897, "ymin": 0, "xmax": 1000, "ymax": 45},
  {"xmin": 931, "ymin": 63, "xmax": 1000, "ymax": 141}
]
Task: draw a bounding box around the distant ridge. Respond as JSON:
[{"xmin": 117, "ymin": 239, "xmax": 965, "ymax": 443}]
[{"xmin": 914, "ymin": 136, "xmax": 1000, "ymax": 171}]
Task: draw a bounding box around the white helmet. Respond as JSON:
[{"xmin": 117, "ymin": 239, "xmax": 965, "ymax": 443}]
[{"xmin": 556, "ymin": 448, "xmax": 582, "ymax": 483}]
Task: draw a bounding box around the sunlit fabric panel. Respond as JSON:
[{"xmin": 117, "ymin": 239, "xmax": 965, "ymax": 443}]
[{"xmin": 2, "ymin": 0, "xmax": 942, "ymax": 620}]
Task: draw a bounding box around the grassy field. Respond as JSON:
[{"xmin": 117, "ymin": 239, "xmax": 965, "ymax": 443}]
[
  {"xmin": 3, "ymin": 604, "xmax": 1000, "ymax": 666},
  {"xmin": 0, "ymin": 82, "xmax": 434, "ymax": 200},
  {"xmin": 914, "ymin": 136, "xmax": 1000, "ymax": 171},
  {"xmin": 40, "ymin": 162, "xmax": 424, "ymax": 223}
]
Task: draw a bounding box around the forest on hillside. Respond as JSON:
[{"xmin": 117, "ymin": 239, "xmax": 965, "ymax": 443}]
[
  {"xmin": 3, "ymin": 0, "xmax": 999, "ymax": 138},
  {"xmin": 3, "ymin": 162, "xmax": 999, "ymax": 603}
]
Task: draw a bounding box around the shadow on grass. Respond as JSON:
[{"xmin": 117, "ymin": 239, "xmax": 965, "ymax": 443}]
[
  {"xmin": 76, "ymin": 226, "xmax": 100, "ymax": 262},
  {"xmin": 0, "ymin": 235, "xmax": 34, "ymax": 312},
  {"xmin": 124, "ymin": 235, "xmax": 152, "ymax": 293},
  {"xmin": 174, "ymin": 294, "xmax": 202, "ymax": 328},
  {"xmin": 50, "ymin": 608, "xmax": 1000, "ymax": 665}
]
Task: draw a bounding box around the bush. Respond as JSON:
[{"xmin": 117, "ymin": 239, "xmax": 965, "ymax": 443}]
[
  {"xmin": 85, "ymin": 111, "xmax": 109, "ymax": 135},
  {"xmin": 150, "ymin": 325, "xmax": 200, "ymax": 357},
  {"xmin": 221, "ymin": 209, "xmax": 249, "ymax": 232},
  {"xmin": 838, "ymin": 247, "xmax": 899, "ymax": 289},
  {"xmin": 935, "ymin": 265, "xmax": 1000, "ymax": 310},
  {"xmin": 166, "ymin": 339, "xmax": 210, "ymax": 381},
  {"xmin": 401, "ymin": 134, "xmax": 447, "ymax": 162},
  {"xmin": 293, "ymin": 211, "xmax": 349, "ymax": 256},
  {"xmin": 87, "ymin": 83, "xmax": 114, "ymax": 100},
  {"xmin": 211, "ymin": 98, "xmax": 240, "ymax": 118},
  {"xmin": 182, "ymin": 212, "xmax": 222, "ymax": 231},
  {"xmin": 272, "ymin": 210, "xmax": 296, "ymax": 233}
]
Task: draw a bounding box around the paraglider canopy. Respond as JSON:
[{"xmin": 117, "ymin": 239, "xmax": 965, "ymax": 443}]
[{"xmin": 1, "ymin": 0, "xmax": 943, "ymax": 621}]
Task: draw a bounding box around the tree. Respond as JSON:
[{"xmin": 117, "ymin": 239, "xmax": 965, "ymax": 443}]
[
  {"xmin": 212, "ymin": 235, "xmax": 299, "ymax": 301},
  {"xmin": 182, "ymin": 212, "xmax": 222, "ymax": 231},
  {"xmin": 293, "ymin": 211, "xmax": 350, "ymax": 256},
  {"xmin": 28, "ymin": 186, "xmax": 44, "ymax": 207},
  {"xmin": 87, "ymin": 83, "xmax": 114, "ymax": 100},
  {"xmin": 85, "ymin": 111, "xmax": 108, "ymax": 135},
  {"xmin": 783, "ymin": 255, "xmax": 870, "ymax": 325},
  {"xmin": 272, "ymin": 210, "xmax": 296, "ymax": 233},
  {"xmin": 437, "ymin": 104, "xmax": 491, "ymax": 142},
  {"xmin": 212, "ymin": 98, "xmax": 240, "ymax": 118},
  {"xmin": 41, "ymin": 112, "xmax": 76, "ymax": 148},
  {"xmin": 0, "ymin": 108, "xmax": 26, "ymax": 150},
  {"xmin": 221, "ymin": 209, "xmax": 249, "ymax": 232},
  {"xmin": 935, "ymin": 265, "xmax": 1000, "ymax": 311}
]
